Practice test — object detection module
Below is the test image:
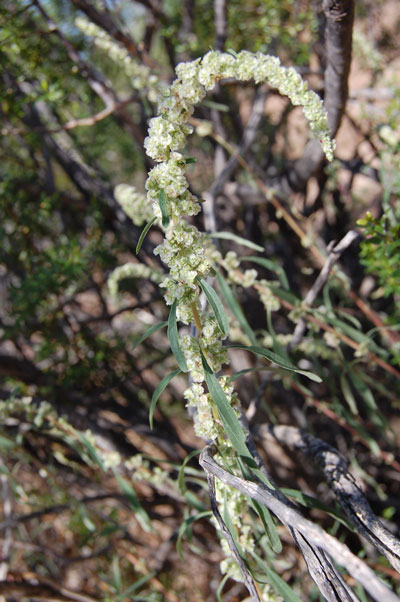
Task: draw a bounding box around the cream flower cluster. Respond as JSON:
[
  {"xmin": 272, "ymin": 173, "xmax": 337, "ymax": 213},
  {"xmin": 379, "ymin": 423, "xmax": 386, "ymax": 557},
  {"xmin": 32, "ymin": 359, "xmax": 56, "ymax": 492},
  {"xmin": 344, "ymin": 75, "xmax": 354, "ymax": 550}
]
[
  {"xmin": 223, "ymin": 251, "xmax": 258, "ymax": 288},
  {"xmin": 114, "ymin": 183, "xmax": 154, "ymax": 226},
  {"xmin": 144, "ymin": 50, "xmax": 335, "ymax": 162},
  {"xmin": 141, "ymin": 50, "xmax": 334, "ymax": 592},
  {"xmin": 108, "ymin": 262, "xmax": 163, "ymax": 298},
  {"xmin": 258, "ymin": 280, "xmax": 281, "ymax": 312},
  {"xmin": 75, "ymin": 17, "xmax": 161, "ymax": 102}
]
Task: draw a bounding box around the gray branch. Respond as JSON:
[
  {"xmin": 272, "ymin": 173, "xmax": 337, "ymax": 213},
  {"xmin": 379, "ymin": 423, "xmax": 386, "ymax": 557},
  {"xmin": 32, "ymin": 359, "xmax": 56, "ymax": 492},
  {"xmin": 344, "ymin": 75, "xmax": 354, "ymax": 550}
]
[
  {"xmin": 259, "ymin": 424, "xmax": 400, "ymax": 573},
  {"xmin": 283, "ymin": 0, "xmax": 355, "ymax": 193},
  {"xmin": 290, "ymin": 229, "xmax": 359, "ymax": 348},
  {"xmin": 200, "ymin": 446, "xmax": 400, "ymax": 602}
]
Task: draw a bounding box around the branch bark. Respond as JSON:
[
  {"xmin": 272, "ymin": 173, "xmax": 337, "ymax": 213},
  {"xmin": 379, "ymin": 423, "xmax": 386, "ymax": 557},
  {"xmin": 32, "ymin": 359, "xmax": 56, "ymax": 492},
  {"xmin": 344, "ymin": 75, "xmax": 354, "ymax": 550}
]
[
  {"xmin": 259, "ymin": 424, "xmax": 400, "ymax": 573},
  {"xmin": 283, "ymin": 0, "xmax": 355, "ymax": 193},
  {"xmin": 200, "ymin": 446, "xmax": 400, "ymax": 602}
]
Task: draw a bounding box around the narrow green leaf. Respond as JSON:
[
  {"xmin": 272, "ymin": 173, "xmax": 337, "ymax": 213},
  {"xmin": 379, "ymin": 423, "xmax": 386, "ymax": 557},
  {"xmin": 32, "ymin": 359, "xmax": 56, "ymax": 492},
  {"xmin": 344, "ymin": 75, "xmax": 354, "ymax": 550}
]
[
  {"xmin": 112, "ymin": 555, "xmax": 122, "ymax": 593},
  {"xmin": 217, "ymin": 272, "xmax": 257, "ymax": 346},
  {"xmin": 268, "ymin": 284, "xmax": 300, "ymax": 305},
  {"xmin": 185, "ymin": 157, "xmax": 197, "ymax": 164},
  {"xmin": 150, "ymin": 369, "xmax": 181, "ymax": 428},
  {"xmin": 227, "ymin": 344, "xmax": 322, "ymax": 383},
  {"xmin": 223, "ymin": 490, "xmax": 245, "ymax": 556},
  {"xmin": 168, "ymin": 299, "xmax": 188, "ymax": 372},
  {"xmin": 197, "ymin": 277, "xmax": 229, "ymax": 336},
  {"xmin": 251, "ymin": 551, "xmax": 302, "ymax": 602},
  {"xmin": 176, "ymin": 510, "xmax": 212, "ymax": 560},
  {"xmin": 0, "ymin": 435, "xmax": 16, "ymax": 450},
  {"xmin": 281, "ymin": 488, "xmax": 352, "ymax": 528},
  {"xmin": 78, "ymin": 432, "xmax": 105, "ymax": 471},
  {"xmin": 119, "ymin": 572, "xmax": 156, "ymax": 598},
  {"xmin": 216, "ymin": 575, "xmax": 230, "ymax": 602},
  {"xmin": 178, "ymin": 449, "xmax": 202, "ymax": 494},
  {"xmin": 114, "ymin": 472, "xmax": 154, "ymax": 532},
  {"xmin": 340, "ymin": 373, "xmax": 358, "ymax": 414},
  {"xmin": 158, "ymin": 189, "xmax": 169, "ymax": 228},
  {"xmin": 250, "ymin": 498, "xmax": 282, "ymax": 553},
  {"xmin": 201, "ymin": 353, "xmax": 249, "ymax": 458},
  {"xmin": 228, "ymin": 367, "xmax": 263, "ymax": 382},
  {"xmin": 201, "ymin": 99, "xmax": 229, "ymax": 112},
  {"xmin": 133, "ymin": 320, "xmax": 167, "ymax": 350},
  {"xmin": 136, "ymin": 216, "xmax": 157, "ymax": 254},
  {"xmin": 347, "ymin": 368, "xmax": 377, "ymax": 411},
  {"xmin": 209, "ymin": 231, "xmax": 264, "ymax": 252},
  {"xmin": 243, "ymin": 256, "xmax": 289, "ymax": 290}
]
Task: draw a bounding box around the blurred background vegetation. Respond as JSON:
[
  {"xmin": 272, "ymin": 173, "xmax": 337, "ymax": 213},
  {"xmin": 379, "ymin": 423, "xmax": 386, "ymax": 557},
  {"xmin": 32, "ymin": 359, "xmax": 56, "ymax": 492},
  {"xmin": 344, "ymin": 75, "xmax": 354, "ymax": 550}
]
[{"xmin": 0, "ymin": 1, "xmax": 400, "ymax": 600}]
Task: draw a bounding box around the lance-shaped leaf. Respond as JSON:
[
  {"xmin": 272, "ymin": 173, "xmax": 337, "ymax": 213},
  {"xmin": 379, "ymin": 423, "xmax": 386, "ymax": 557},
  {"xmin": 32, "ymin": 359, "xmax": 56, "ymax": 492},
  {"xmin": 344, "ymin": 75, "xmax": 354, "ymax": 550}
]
[
  {"xmin": 133, "ymin": 320, "xmax": 167, "ymax": 350},
  {"xmin": 227, "ymin": 344, "xmax": 322, "ymax": 383},
  {"xmin": 201, "ymin": 352, "xmax": 249, "ymax": 458},
  {"xmin": 149, "ymin": 368, "xmax": 181, "ymax": 428},
  {"xmin": 197, "ymin": 277, "xmax": 229, "ymax": 337},
  {"xmin": 113, "ymin": 472, "xmax": 154, "ymax": 532},
  {"xmin": 217, "ymin": 272, "xmax": 256, "ymax": 345},
  {"xmin": 168, "ymin": 299, "xmax": 188, "ymax": 372},
  {"xmin": 136, "ymin": 215, "xmax": 157, "ymax": 254},
  {"xmin": 209, "ymin": 231, "xmax": 264, "ymax": 252},
  {"xmin": 243, "ymin": 256, "xmax": 290, "ymax": 290},
  {"xmin": 158, "ymin": 189, "xmax": 169, "ymax": 228}
]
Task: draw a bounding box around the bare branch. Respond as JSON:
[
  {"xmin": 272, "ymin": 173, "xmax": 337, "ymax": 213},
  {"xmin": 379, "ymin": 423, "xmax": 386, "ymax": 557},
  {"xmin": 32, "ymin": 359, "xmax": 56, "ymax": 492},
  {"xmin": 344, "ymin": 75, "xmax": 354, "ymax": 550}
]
[
  {"xmin": 285, "ymin": 0, "xmax": 355, "ymax": 192},
  {"xmin": 70, "ymin": 0, "xmax": 142, "ymax": 60},
  {"xmin": 259, "ymin": 424, "xmax": 400, "ymax": 573},
  {"xmin": 5, "ymin": 97, "xmax": 135, "ymax": 136},
  {"xmin": 200, "ymin": 446, "xmax": 400, "ymax": 602},
  {"xmin": 290, "ymin": 230, "xmax": 359, "ymax": 348},
  {"xmin": 214, "ymin": 0, "xmax": 227, "ymax": 52}
]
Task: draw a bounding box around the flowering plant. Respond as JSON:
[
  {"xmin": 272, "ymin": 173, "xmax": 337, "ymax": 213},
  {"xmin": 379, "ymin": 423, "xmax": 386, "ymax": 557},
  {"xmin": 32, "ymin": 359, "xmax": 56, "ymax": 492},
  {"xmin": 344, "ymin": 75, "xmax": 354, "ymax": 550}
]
[{"xmin": 108, "ymin": 49, "xmax": 334, "ymax": 598}]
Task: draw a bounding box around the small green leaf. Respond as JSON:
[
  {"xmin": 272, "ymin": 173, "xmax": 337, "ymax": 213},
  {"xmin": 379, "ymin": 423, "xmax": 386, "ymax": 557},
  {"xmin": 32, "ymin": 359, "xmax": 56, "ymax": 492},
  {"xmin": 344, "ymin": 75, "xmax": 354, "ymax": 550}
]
[
  {"xmin": 114, "ymin": 472, "xmax": 154, "ymax": 532},
  {"xmin": 119, "ymin": 572, "xmax": 156, "ymax": 598},
  {"xmin": 150, "ymin": 369, "xmax": 181, "ymax": 428},
  {"xmin": 136, "ymin": 216, "xmax": 157, "ymax": 254},
  {"xmin": 201, "ymin": 353, "xmax": 249, "ymax": 458},
  {"xmin": 243, "ymin": 256, "xmax": 290, "ymax": 290},
  {"xmin": 251, "ymin": 551, "xmax": 302, "ymax": 602},
  {"xmin": 168, "ymin": 300, "xmax": 188, "ymax": 372},
  {"xmin": 158, "ymin": 189, "xmax": 169, "ymax": 228},
  {"xmin": 185, "ymin": 157, "xmax": 197, "ymax": 164},
  {"xmin": 201, "ymin": 99, "xmax": 229, "ymax": 112},
  {"xmin": 78, "ymin": 432, "xmax": 105, "ymax": 471},
  {"xmin": 209, "ymin": 231, "xmax": 264, "ymax": 252},
  {"xmin": 133, "ymin": 321, "xmax": 167, "ymax": 350},
  {"xmin": 217, "ymin": 272, "xmax": 257, "ymax": 346},
  {"xmin": 340, "ymin": 373, "xmax": 358, "ymax": 414},
  {"xmin": 216, "ymin": 575, "xmax": 230, "ymax": 602},
  {"xmin": 197, "ymin": 277, "xmax": 229, "ymax": 336},
  {"xmin": 112, "ymin": 555, "xmax": 122, "ymax": 593},
  {"xmin": 0, "ymin": 435, "xmax": 16, "ymax": 450},
  {"xmin": 178, "ymin": 449, "xmax": 202, "ymax": 494},
  {"xmin": 347, "ymin": 368, "xmax": 377, "ymax": 410},
  {"xmin": 177, "ymin": 510, "xmax": 212, "ymax": 560},
  {"xmin": 227, "ymin": 344, "xmax": 322, "ymax": 383},
  {"xmin": 250, "ymin": 499, "xmax": 282, "ymax": 553}
]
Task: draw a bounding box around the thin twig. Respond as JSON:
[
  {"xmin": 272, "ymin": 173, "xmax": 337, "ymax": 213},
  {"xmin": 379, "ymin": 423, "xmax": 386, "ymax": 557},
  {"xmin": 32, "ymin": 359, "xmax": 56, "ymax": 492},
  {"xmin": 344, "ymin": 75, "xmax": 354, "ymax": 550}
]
[
  {"xmin": 286, "ymin": 0, "xmax": 355, "ymax": 192},
  {"xmin": 5, "ymin": 97, "xmax": 135, "ymax": 136},
  {"xmin": 214, "ymin": 0, "xmax": 227, "ymax": 52},
  {"xmin": 0, "ymin": 471, "xmax": 12, "ymax": 585},
  {"xmin": 290, "ymin": 230, "xmax": 359, "ymax": 348}
]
